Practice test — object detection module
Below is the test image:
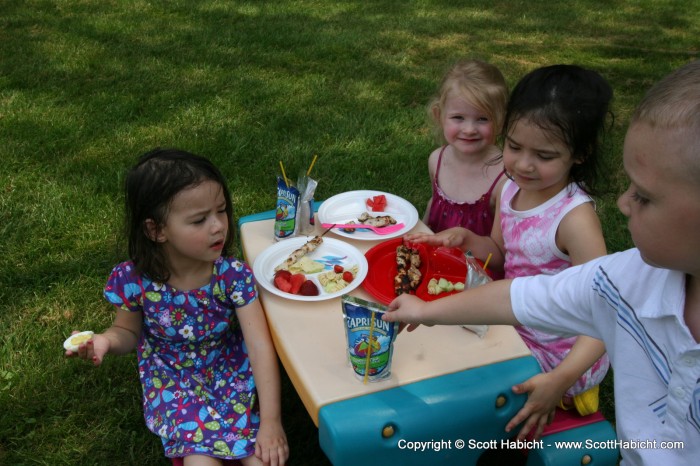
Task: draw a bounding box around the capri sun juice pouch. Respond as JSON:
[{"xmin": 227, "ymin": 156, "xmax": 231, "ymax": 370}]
[
  {"xmin": 341, "ymin": 295, "xmax": 398, "ymax": 383},
  {"xmin": 274, "ymin": 175, "xmax": 299, "ymax": 241}
]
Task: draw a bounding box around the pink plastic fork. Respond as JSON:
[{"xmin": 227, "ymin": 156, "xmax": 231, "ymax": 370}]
[{"xmin": 321, "ymin": 222, "xmax": 405, "ymax": 235}]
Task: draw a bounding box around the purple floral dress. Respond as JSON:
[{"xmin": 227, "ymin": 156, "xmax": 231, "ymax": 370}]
[{"xmin": 104, "ymin": 257, "xmax": 259, "ymax": 460}]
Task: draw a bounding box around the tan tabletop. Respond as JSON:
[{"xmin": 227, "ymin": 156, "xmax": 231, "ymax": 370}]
[{"xmin": 239, "ymin": 216, "xmax": 531, "ymax": 426}]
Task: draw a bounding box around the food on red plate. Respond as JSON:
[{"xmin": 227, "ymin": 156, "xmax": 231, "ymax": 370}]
[
  {"xmin": 299, "ymin": 280, "xmax": 320, "ymax": 296},
  {"xmin": 394, "ymin": 244, "xmax": 422, "ymax": 295},
  {"xmin": 274, "ymin": 236, "xmax": 324, "ymax": 271},
  {"xmin": 365, "ymin": 195, "xmax": 387, "ymax": 212},
  {"xmin": 427, "ymin": 277, "xmax": 465, "ymax": 295}
]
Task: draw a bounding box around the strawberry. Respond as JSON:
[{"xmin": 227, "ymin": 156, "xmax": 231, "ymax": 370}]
[
  {"xmin": 299, "ymin": 280, "xmax": 319, "ymax": 296},
  {"xmin": 273, "ymin": 274, "xmax": 292, "ymax": 293},
  {"xmin": 333, "ymin": 264, "xmax": 344, "ymax": 273},
  {"xmin": 274, "ymin": 269, "xmax": 292, "ymax": 281},
  {"xmin": 342, "ymin": 271, "xmax": 354, "ymax": 283},
  {"xmin": 290, "ymin": 273, "xmax": 306, "ymax": 294}
]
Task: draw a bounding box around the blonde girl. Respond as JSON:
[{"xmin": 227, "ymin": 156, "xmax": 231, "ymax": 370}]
[{"xmin": 424, "ymin": 59, "xmax": 508, "ymax": 237}]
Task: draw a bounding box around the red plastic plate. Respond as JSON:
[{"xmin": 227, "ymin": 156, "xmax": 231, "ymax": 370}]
[{"xmin": 363, "ymin": 238, "xmax": 472, "ymax": 305}]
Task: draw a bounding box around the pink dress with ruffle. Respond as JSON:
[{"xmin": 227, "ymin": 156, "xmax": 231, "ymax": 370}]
[{"xmin": 427, "ymin": 146, "xmax": 504, "ymax": 236}]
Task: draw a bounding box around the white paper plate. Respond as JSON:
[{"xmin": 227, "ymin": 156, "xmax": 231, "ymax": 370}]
[
  {"xmin": 253, "ymin": 236, "xmax": 368, "ymax": 302},
  {"xmin": 317, "ymin": 190, "xmax": 419, "ymax": 240}
]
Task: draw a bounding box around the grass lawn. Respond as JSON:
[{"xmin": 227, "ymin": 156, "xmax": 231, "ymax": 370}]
[{"xmin": 1, "ymin": 1, "xmax": 698, "ymax": 464}]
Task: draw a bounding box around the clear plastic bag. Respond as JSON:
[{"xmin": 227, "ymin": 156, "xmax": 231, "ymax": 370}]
[
  {"xmin": 296, "ymin": 172, "xmax": 317, "ymax": 235},
  {"xmin": 462, "ymin": 251, "xmax": 492, "ymax": 338}
]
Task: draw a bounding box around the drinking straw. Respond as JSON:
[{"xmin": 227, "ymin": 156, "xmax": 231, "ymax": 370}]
[
  {"xmin": 278, "ymin": 161, "xmax": 289, "ymax": 188},
  {"xmin": 483, "ymin": 253, "xmax": 493, "ymax": 271},
  {"xmin": 306, "ymin": 153, "xmax": 318, "ymax": 176},
  {"xmin": 363, "ymin": 311, "xmax": 376, "ymax": 384}
]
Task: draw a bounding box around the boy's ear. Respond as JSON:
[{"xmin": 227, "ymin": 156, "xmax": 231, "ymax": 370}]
[{"xmin": 144, "ymin": 219, "xmax": 165, "ymax": 243}]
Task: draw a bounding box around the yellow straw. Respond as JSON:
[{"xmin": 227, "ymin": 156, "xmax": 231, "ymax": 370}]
[
  {"xmin": 483, "ymin": 253, "xmax": 493, "ymax": 271},
  {"xmin": 306, "ymin": 154, "xmax": 318, "ymax": 176},
  {"xmin": 363, "ymin": 311, "xmax": 376, "ymax": 385},
  {"xmin": 278, "ymin": 161, "xmax": 289, "ymax": 188}
]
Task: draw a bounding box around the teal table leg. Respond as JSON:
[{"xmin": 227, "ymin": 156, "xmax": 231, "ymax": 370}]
[{"xmin": 318, "ymin": 356, "xmax": 541, "ymax": 465}]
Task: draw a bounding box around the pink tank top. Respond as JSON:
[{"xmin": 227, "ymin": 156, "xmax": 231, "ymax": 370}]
[
  {"xmin": 500, "ymin": 179, "xmax": 608, "ymax": 396},
  {"xmin": 501, "ymin": 179, "xmax": 593, "ymax": 279},
  {"xmin": 427, "ymin": 146, "xmax": 504, "ymax": 235}
]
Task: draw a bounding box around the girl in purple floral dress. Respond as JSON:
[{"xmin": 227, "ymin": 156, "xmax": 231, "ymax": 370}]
[{"xmin": 67, "ymin": 149, "xmax": 288, "ymax": 466}]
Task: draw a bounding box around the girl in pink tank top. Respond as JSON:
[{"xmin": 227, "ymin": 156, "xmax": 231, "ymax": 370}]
[
  {"xmin": 405, "ymin": 64, "xmax": 614, "ymax": 440},
  {"xmin": 423, "ymin": 60, "xmax": 508, "ymax": 235}
]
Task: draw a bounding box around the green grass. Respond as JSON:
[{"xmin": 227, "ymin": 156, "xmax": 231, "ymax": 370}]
[{"xmin": 1, "ymin": 0, "xmax": 699, "ymax": 464}]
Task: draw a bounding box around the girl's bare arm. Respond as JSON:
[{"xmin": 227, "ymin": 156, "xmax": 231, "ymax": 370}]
[
  {"xmin": 237, "ymin": 299, "xmax": 289, "ymax": 465},
  {"xmin": 67, "ymin": 309, "xmax": 142, "ymax": 365}
]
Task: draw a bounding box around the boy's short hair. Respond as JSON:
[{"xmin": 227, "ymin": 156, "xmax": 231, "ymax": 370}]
[
  {"xmin": 631, "ymin": 60, "xmax": 700, "ymax": 180},
  {"xmin": 632, "ymin": 60, "xmax": 700, "ymax": 130}
]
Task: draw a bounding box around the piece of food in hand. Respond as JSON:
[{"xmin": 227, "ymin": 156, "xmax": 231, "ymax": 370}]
[
  {"xmin": 395, "ymin": 245, "xmax": 422, "ymax": 296},
  {"xmin": 63, "ymin": 331, "xmax": 94, "ymax": 352},
  {"xmin": 299, "ymin": 280, "xmax": 320, "ymax": 296},
  {"xmin": 358, "ymin": 212, "xmax": 397, "ymax": 227},
  {"xmin": 274, "ymin": 236, "xmax": 323, "ymax": 272},
  {"xmin": 365, "ymin": 195, "xmax": 387, "ymax": 212}
]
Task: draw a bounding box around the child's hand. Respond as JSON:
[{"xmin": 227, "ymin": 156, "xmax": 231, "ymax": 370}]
[
  {"xmin": 505, "ymin": 372, "xmax": 563, "ymax": 440},
  {"xmin": 383, "ymin": 294, "xmax": 430, "ymax": 332},
  {"xmin": 254, "ymin": 419, "xmax": 289, "ymax": 466},
  {"xmin": 65, "ymin": 332, "xmax": 110, "ymax": 366},
  {"xmin": 405, "ymin": 227, "xmax": 469, "ymax": 250}
]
